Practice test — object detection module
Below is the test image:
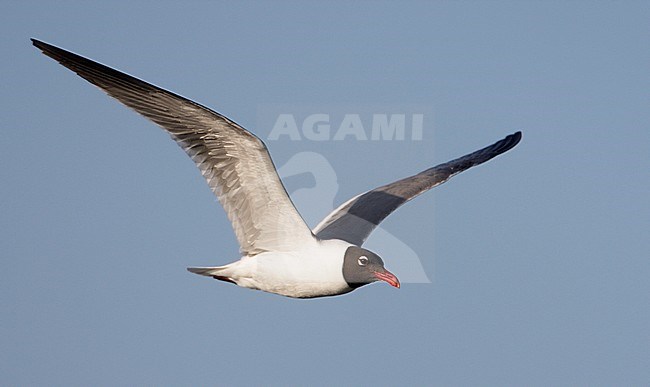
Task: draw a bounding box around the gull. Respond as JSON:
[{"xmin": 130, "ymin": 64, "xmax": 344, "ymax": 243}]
[{"xmin": 32, "ymin": 39, "xmax": 522, "ymax": 299}]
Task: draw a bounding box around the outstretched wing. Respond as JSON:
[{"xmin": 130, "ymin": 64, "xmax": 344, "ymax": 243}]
[
  {"xmin": 33, "ymin": 39, "xmax": 315, "ymax": 256},
  {"xmin": 313, "ymin": 131, "xmax": 522, "ymax": 246}
]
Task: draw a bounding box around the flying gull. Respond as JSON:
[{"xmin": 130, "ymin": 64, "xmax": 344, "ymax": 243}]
[{"xmin": 32, "ymin": 39, "xmax": 522, "ymax": 299}]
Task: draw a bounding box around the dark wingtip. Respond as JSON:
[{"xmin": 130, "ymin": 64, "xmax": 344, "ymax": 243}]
[
  {"xmin": 498, "ymin": 131, "xmax": 522, "ymax": 154},
  {"xmin": 31, "ymin": 38, "xmax": 58, "ymax": 57},
  {"xmin": 31, "ymin": 38, "xmax": 46, "ymax": 49},
  {"xmin": 507, "ymin": 131, "xmax": 522, "ymax": 144}
]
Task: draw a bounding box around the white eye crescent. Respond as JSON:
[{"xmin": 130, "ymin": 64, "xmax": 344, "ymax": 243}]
[{"xmin": 358, "ymin": 256, "xmax": 369, "ymax": 266}]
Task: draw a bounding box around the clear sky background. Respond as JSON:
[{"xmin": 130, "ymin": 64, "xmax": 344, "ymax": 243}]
[{"xmin": 2, "ymin": 1, "xmax": 649, "ymax": 385}]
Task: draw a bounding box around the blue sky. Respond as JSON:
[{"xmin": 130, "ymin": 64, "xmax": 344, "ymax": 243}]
[{"xmin": 2, "ymin": 1, "xmax": 649, "ymax": 385}]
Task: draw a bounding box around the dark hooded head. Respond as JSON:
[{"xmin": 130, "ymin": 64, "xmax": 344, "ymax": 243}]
[{"xmin": 342, "ymin": 246, "xmax": 400, "ymax": 289}]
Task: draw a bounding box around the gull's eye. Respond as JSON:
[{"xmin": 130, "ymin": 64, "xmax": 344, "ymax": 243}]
[{"xmin": 358, "ymin": 256, "xmax": 369, "ymax": 266}]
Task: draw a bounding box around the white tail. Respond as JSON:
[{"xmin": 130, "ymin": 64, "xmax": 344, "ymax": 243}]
[{"xmin": 187, "ymin": 266, "xmax": 236, "ymax": 284}]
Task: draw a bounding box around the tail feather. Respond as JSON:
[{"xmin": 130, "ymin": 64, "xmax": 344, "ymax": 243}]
[
  {"xmin": 187, "ymin": 266, "xmax": 236, "ymax": 284},
  {"xmin": 187, "ymin": 266, "xmax": 224, "ymax": 276}
]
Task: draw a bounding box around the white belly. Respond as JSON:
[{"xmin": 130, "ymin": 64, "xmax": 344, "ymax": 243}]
[{"xmin": 226, "ymin": 239, "xmax": 354, "ymax": 298}]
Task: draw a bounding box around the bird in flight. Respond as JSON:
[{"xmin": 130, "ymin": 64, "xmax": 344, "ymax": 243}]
[{"xmin": 32, "ymin": 39, "xmax": 521, "ymax": 299}]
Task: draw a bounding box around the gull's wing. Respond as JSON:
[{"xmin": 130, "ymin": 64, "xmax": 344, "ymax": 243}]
[
  {"xmin": 33, "ymin": 39, "xmax": 314, "ymax": 256},
  {"xmin": 313, "ymin": 132, "xmax": 522, "ymax": 246}
]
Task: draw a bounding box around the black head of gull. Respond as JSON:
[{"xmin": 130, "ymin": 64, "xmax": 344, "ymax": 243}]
[
  {"xmin": 342, "ymin": 246, "xmax": 400, "ymax": 289},
  {"xmin": 32, "ymin": 38, "xmax": 521, "ymax": 299}
]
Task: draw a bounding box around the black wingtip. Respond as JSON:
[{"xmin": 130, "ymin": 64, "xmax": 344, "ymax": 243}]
[
  {"xmin": 31, "ymin": 38, "xmax": 58, "ymax": 57},
  {"xmin": 31, "ymin": 38, "xmax": 46, "ymax": 49},
  {"xmin": 503, "ymin": 131, "xmax": 522, "ymax": 152}
]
